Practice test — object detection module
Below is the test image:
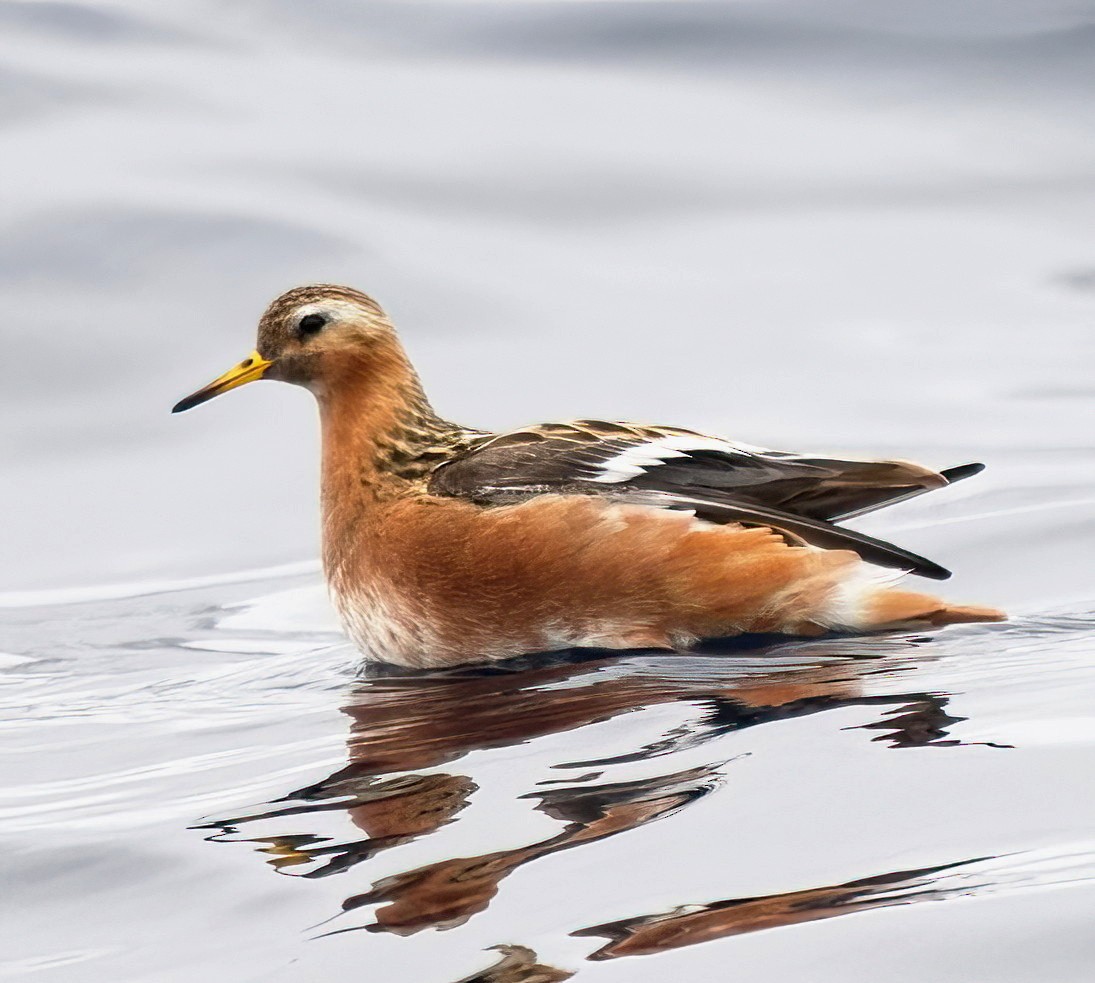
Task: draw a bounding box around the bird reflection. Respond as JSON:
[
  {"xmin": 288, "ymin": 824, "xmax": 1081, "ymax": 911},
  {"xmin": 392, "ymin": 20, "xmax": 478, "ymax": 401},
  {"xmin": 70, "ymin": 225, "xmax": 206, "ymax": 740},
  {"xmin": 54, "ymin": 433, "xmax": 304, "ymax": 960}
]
[
  {"xmin": 344, "ymin": 764, "xmax": 719, "ymax": 935},
  {"xmin": 197, "ymin": 637, "xmax": 974, "ymax": 940},
  {"xmin": 451, "ymin": 945, "xmax": 573, "ymax": 983},
  {"xmin": 574, "ymin": 857, "xmax": 991, "ymax": 960}
]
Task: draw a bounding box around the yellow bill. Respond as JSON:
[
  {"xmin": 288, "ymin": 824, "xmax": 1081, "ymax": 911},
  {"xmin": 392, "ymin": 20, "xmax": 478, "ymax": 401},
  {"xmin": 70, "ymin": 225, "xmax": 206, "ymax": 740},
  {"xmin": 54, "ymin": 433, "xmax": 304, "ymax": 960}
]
[{"xmin": 172, "ymin": 350, "xmax": 272, "ymax": 413}]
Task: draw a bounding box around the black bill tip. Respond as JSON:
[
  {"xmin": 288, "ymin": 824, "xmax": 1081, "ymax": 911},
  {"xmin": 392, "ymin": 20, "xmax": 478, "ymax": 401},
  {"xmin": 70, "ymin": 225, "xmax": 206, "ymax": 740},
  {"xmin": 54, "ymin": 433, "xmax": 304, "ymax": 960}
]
[{"xmin": 171, "ymin": 390, "xmax": 213, "ymax": 414}]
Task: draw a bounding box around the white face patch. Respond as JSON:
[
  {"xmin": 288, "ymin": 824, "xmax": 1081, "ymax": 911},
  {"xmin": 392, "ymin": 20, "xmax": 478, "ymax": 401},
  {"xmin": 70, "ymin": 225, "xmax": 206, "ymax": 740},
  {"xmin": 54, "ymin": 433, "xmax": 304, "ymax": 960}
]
[
  {"xmin": 588, "ymin": 435, "xmax": 771, "ymax": 484},
  {"xmin": 291, "ymin": 298, "xmax": 364, "ymax": 326}
]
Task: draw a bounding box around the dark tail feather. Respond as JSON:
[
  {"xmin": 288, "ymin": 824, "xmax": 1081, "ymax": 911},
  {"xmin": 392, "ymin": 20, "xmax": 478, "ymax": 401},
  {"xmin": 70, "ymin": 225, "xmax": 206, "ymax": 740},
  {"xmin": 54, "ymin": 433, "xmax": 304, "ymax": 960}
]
[
  {"xmin": 940, "ymin": 462, "xmax": 985, "ymax": 483},
  {"xmin": 618, "ymin": 490, "xmax": 953, "ymax": 580},
  {"xmin": 821, "ymin": 461, "xmax": 987, "ymax": 522}
]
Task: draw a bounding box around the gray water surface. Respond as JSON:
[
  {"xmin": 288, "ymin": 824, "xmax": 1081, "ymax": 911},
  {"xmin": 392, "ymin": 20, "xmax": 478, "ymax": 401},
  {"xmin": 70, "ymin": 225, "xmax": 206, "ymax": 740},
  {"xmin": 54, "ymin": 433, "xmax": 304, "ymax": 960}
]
[{"xmin": 2, "ymin": 2, "xmax": 1095, "ymax": 981}]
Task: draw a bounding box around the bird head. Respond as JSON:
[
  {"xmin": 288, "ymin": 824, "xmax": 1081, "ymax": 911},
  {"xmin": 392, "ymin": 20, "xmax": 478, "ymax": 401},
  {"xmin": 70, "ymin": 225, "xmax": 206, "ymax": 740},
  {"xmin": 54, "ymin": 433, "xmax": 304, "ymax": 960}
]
[{"xmin": 172, "ymin": 284, "xmax": 396, "ymax": 413}]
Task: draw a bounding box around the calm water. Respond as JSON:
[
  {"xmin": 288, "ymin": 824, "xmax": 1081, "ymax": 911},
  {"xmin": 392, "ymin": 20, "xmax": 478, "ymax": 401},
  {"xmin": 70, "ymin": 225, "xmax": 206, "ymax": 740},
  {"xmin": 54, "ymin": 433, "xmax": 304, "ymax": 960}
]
[{"xmin": 2, "ymin": 2, "xmax": 1095, "ymax": 980}]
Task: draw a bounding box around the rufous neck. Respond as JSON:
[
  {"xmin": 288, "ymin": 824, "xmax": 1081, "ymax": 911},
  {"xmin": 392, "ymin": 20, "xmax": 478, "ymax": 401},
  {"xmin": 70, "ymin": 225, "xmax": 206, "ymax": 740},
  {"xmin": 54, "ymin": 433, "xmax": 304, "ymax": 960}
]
[
  {"xmin": 318, "ymin": 343, "xmax": 445, "ymax": 488},
  {"xmin": 315, "ymin": 341, "xmax": 466, "ymax": 580}
]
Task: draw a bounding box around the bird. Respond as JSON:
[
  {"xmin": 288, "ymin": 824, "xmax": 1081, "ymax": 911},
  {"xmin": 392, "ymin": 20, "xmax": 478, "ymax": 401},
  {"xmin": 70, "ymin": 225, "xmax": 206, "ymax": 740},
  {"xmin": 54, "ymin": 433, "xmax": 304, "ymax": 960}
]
[{"xmin": 173, "ymin": 284, "xmax": 1004, "ymax": 668}]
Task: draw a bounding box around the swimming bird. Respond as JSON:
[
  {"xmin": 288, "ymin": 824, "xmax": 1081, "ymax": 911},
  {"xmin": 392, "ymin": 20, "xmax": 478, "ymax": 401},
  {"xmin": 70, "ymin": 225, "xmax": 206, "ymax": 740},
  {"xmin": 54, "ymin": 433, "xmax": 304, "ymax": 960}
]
[{"xmin": 173, "ymin": 284, "xmax": 1004, "ymax": 668}]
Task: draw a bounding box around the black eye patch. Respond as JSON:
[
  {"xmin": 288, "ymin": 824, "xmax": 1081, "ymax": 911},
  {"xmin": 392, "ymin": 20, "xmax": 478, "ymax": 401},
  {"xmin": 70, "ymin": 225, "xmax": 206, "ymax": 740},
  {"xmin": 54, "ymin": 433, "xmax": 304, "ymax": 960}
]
[{"xmin": 298, "ymin": 313, "xmax": 327, "ymax": 335}]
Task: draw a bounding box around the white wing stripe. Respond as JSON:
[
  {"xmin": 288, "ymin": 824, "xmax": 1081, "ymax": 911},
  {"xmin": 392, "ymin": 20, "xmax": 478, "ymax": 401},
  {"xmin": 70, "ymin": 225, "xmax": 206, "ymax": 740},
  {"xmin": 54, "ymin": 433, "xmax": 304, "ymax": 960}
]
[{"xmin": 588, "ymin": 435, "xmax": 769, "ymax": 484}]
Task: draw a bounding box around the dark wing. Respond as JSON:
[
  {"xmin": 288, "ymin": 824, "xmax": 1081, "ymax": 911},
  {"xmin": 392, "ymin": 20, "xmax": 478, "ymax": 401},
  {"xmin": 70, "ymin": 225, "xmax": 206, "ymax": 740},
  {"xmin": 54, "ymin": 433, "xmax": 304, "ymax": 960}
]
[{"xmin": 429, "ymin": 420, "xmax": 984, "ymax": 580}]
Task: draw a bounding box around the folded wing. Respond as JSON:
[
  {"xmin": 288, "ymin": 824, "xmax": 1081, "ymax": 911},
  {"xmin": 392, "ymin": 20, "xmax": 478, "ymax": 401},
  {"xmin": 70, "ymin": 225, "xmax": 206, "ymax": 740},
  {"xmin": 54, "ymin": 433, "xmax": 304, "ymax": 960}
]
[{"xmin": 429, "ymin": 420, "xmax": 983, "ymax": 580}]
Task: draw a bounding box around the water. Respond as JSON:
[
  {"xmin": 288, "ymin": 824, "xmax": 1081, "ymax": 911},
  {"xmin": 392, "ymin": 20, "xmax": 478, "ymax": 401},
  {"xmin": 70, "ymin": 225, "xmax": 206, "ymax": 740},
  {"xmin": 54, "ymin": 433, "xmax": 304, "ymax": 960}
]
[{"xmin": 2, "ymin": 2, "xmax": 1094, "ymax": 980}]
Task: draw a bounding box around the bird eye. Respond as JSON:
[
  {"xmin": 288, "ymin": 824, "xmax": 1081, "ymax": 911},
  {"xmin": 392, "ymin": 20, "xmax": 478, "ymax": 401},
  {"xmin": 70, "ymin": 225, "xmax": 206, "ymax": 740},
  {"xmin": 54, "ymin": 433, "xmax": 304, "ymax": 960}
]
[{"xmin": 297, "ymin": 313, "xmax": 327, "ymax": 336}]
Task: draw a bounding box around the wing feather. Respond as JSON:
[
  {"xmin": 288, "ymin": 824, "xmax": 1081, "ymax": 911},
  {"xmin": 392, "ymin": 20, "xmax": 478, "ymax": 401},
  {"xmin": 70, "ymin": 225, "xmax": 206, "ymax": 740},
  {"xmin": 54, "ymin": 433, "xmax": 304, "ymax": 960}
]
[
  {"xmin": 429, "ymin": 421, "xmax": 983, "ymax": 579},
  {"xmin": 609, "ymin": 489, "xmax": 952, "ymax": 580}
]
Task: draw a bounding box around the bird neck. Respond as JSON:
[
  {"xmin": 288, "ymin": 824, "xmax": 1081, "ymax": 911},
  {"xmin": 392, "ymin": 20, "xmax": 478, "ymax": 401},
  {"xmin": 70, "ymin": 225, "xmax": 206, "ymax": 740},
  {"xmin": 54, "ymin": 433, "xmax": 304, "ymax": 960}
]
[{"xmin": 315, "ymin": 339, "xmax": 466, "ymax": 553}]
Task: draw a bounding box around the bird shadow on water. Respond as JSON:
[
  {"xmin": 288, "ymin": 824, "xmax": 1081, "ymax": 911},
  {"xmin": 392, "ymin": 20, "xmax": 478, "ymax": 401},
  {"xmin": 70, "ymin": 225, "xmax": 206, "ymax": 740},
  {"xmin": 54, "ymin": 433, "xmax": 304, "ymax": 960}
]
[{"xmin": 192, "ymin": 631, "xmax": 1016, "ymax": 978}]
